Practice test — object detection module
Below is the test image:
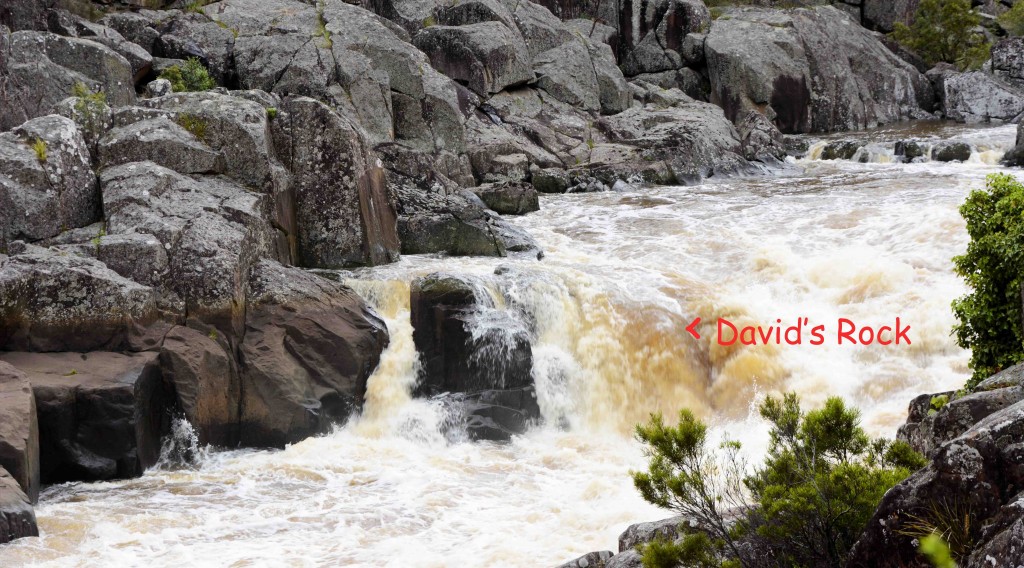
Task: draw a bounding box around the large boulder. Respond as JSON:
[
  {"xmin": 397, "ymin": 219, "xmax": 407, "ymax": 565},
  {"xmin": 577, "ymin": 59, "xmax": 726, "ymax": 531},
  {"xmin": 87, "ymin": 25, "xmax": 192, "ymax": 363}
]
[
  {"xmin": 158, "ymin": 325, "xmax": 240, "ymax": 448},
  {"xmin": 1, "ymin": 31, "xmax": 135, "ymax": 131},
  {"xmin": 0, "ymin": 351, "xmax": 171, "ymax": 483},
  {"xmin": 273, "ymin": 97, "xmax": 400, "ymax": 268},
  {"xmin": 0, "ymin": 468, "xmax": 36, "ymax": 545},
  {"xmin": 100, "ymin": 161, "xmax": 276, "ymax": 337},
  {"xmin": 596, "ymin": 102, "xmax": 754, "ymax": 183},
  {"xmin": 991, "ymin": 37, "xmax": 1024, "ymax": 87},
  {"xmin": 0, "ymin": 248, "xmax": 158, "ymax": 352},
  {"xmin": 414, "ymin": 22, "xmax": 535, "ymax": 96},
  {"xmin": 238, "ymin": 260, "xmax": 389, "ymax": 447},
  {"xmin": 0, "ymin": 362, "xmax": 39, "ymax": 503},
  {"xmin": 898, "ymin": 386, "xmax": 1024, "ymax": 457},
  {"xmin": 705, "ymin": 6, "xmax": 933, "ymax": 134},
  {"xmin": 942, "ymin": 70, "xmax": 1024, "ymax": 123},
  {"xmin": 97, "ymin": 117, "xmax": 226, "ymax": 174},
  {"xmin": 0, "ymin": 115, "xmax": 100, "ymax": 251},
  {"xmin": 410, "ymin": 273, "xmax": 539, "ymax": 440}
]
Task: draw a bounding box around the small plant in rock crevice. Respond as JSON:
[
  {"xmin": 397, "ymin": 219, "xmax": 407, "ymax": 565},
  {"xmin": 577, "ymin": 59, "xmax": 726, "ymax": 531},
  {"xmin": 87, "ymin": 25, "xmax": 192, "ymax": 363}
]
[
  {"xmin": 30, "ymin": 138, "xmax": 47, "ymax": 163},
  {"xmin": 177, "ymin": 113, "xmax": 209, "ymax": 140},
  {"xmin": 159, "ymin": 57, "xmax": 217, "ymax": 92}
]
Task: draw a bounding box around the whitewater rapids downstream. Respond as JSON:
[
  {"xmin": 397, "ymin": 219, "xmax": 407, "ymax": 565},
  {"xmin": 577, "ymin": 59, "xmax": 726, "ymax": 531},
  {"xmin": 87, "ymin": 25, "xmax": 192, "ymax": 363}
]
[{"xmin": 0, "ymin": 123, "xmax": 1016, "ymax": 567}]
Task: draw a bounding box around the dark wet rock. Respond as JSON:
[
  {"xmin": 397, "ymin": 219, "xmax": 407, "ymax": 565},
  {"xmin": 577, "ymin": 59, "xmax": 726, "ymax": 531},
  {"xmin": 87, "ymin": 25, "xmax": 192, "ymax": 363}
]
[
  {"xmin": 0, "ymin": 249, "xmax": 157, "ymax": 352},
  {"xmin": 1003, "ymin": 122, "xmax": 1024, "ymax": 167},
  {"xmin": 98, "ymin": 117, "xmax": 226, "ymax": 174},
  {"xmin": 555, "ymin": 550, "xmax": 615, "ymax": 568},
  {"xmin": 101, "ymin": 161, "xmax": 275, "ymax": 337},
  {"xmin": 1, "ymin": 31, "xmax": 135, "ymax": 131},
  {"xmin": 736, "ymin": 110, "xmax": 785, "ymax": 162},
  {"xmin": 848, "ymin": 399, "xmax": 1024, "ymax": 567},
  {"xmin": 410, "ymin": 273, "xmax": 539, "ymax": 440},
  {"xmin": 274, "ymin": 97, "xmax": 400, "ymax": 268},
  {"xmin": 820, "ymin": 140, "xmax": 861, "ymax": 161},
  {"xmin": 931, "ymin": 141, "xmax": 972, "ymax": 162},
  {"xmin": 861, "ymin": 0, "xmax": 920, "ymax": 33},
  {"xmin": 898, "ymin": 387, "xmax": 1024, "ymax": 457},
  {"xmin": 532, "ymin": 167, "xmax": 570, "ymax": 194},
  {"xmin": 0, "ymin": 115, "xmax": 100, "ymax": 250},
  {"xmin": 0, "ymin": 468, "xmax": 36, "ymax": 545},
  {"xmin": 942, "ymin": 70, "xmax": 1024, "ymax": 123},
  {"xmin": 783, "ymin": 135, "xmax": 810, "ymax": 158},
  {"xmin": 0, "ymin": 362, "xmax": 39, "ymax": 503},
  {"xmin": 238, "ymin": 260, "xmax": 389, "ymax": 448},
  {"xmin": 158, "ymin": 325, "xmax": 240, "ymax": 448},
  {"xmin": 0, "ymin": 351, "xmax": 171, "ymax": 483},
  {"xmin": 472, "ymin": 181, "xmax": 540, "ymax": 215},
  {"xmin": 414, "ymin": 22, "xmax": 535, "ymax": 96},
  {"xmin": 705, "ymin": 6, "xmax": 933, "ymax": 134},
  {"xmin": 894, "ymin": 140, "xmax": 926, "ymax": 162}
]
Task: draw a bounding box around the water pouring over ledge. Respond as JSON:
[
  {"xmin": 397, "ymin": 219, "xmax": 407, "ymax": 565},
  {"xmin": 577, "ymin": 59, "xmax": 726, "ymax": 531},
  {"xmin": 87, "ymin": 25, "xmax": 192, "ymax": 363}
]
[{"xmin": 0, "ymin": 123, "xmax": 1015, "ymax": 568}]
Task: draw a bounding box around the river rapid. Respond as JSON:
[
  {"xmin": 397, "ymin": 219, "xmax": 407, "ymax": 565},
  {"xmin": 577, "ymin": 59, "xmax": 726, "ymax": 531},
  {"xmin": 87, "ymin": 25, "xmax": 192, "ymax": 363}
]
[{"xmin": 0, "ymin": 122, "xmax": 1016, "ymax": 568}]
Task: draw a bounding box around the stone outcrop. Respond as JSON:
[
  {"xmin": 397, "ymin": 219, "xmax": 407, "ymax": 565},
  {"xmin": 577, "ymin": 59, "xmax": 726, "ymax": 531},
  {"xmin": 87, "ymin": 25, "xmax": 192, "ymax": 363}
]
[
  {"xmin": 850, "ymin": 395, "xmax": 1024, "ymax": 567},
  {"xmin": 0, "ymin": 362, "xmax": 38, "ymax": 503},
  {"xmin": 410, "ymin": 273, "xmax": 539, "ymax": 440},
  {"xmin": 238, "ymin": 260, "xmax": 389, "ymax": 447},
  {"xmin": 0, "ymin": 351, "xmax": 171, "ymax": 483},
  {"xmin": 0, "ymin": 467, "xmax": 36, "ymax": 545},
  {"xmin": 704, "ymin": 6, "xmax": 933, "ymax": 134},
  {"xmin": 0, "ymin": 114, "xmax": 100, "ymax": 250}
]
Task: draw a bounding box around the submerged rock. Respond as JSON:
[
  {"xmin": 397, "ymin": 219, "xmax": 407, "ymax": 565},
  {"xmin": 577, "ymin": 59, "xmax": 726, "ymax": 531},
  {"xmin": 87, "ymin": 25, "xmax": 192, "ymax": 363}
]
[
  {"xmin": 931, "ymin": 141, "xmax": 972, "ymax": 162},
  {"xmin": 0, "ymin": 351, "xmax": 171, "ymax": 483},
  {"xmin": 411, "ymin": 273, "xmax": 539, "ymax": 440}
]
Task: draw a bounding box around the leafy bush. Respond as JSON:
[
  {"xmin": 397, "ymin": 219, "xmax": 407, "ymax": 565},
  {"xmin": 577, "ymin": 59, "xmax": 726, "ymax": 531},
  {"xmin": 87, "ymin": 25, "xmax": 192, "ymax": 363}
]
[
  {"xmin": 999, "ymin": 1, "xmax": 1024, "ymax": 36},
  {"xmin": 159, "ymin": 57, "xmax": 216, "ymax": 92},
  {"xmin": 632, "ymin": 393, "xmax": 925, "ymax": 568},
  {"xmin": 953, "ymin": 173, "xmax": 1024, "ymax": 389},
  {"xmin": 891, "ymin": 0, "xmax": 990, "ymax": 70}
]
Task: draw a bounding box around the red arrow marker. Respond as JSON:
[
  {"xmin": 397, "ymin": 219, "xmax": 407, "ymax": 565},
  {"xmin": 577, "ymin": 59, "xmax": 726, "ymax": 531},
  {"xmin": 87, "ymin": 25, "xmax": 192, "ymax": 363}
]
[{"xmin": 685, "ymin": 317, "xmax": 702, "ymax": 340}]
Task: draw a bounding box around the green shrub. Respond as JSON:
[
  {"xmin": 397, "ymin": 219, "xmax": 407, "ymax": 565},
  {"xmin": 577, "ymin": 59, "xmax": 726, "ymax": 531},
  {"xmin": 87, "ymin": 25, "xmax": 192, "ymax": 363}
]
[
  {"xmin": 919, "ymin": 534, "xmax": 957, "ymax": 568},
  {"xmin": 632, "ymin": 393, "xmax": 924, "ymax": 568},
  {"xmin": 891, "ymin": 0, "xmax": 990, "ymax": 70},
  {"xmin": 266, "ymin": 107, "xmax": 278, "ymax": 121},
  {"xmin": 159, "ymin": 57, "xmax": 216, "ymax": 92},
  {"xmin": 999, "ymin": 0, "xmax": 1024, "ymax": 36},
  {"xmin": 928, "ymin": 394, "xmax": 949, "ymax": 414},
  {"xmin": 953, "ymin": 173, "xmax": 1024, "ymax": 389}
]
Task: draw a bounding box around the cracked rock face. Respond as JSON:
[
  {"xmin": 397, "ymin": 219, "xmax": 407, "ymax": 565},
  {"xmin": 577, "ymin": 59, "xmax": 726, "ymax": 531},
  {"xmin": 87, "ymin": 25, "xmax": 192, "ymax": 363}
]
[
  {"xmin": 0, "ymin": 115, "xmax": 100, "ymax": 251},
  {"xmin": 705, "ymin": 6, "xmax": 933, "ymax": 134}
]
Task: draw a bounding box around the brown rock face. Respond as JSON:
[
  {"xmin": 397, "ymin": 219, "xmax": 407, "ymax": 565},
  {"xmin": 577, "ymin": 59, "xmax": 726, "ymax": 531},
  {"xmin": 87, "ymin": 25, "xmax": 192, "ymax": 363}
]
[
  {"xmin": 238, "ymin": 260, "xmax": 389, "ymax": 447},
  {"xmin": 0, "ymin": 467, "xmax": 36, "ymax": 545},
  {"xmin": 158, "ymin": 326, "xmax": 241, "ymax": 448},
  {"xmin": 0, "ymin": 351, "xmax": 172, "ymax": 483},
  {"xmin": 0, "ymin": 361, "xmax": 39, "ymax": 503}
]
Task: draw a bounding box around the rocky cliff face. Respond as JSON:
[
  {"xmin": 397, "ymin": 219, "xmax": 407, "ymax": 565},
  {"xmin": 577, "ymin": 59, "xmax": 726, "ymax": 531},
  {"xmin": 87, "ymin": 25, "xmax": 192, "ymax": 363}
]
[{"xmin": 0, "ymin": 0, "xmax": 982, "ymax": 546}]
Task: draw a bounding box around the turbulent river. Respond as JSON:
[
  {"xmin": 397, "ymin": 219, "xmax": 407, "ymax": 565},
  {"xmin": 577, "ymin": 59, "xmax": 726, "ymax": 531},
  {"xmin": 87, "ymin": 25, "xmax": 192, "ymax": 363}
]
[{"xmin": 0, "ymin": 122, "xmax": 1017, "ymax": 567}]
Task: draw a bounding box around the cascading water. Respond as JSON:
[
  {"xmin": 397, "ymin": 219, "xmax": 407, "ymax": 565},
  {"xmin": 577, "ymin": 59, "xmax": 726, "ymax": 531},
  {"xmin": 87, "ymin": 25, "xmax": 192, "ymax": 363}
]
[{"xmin": 0, "ymin": 123, "xmax": 1017, "ymax": 567}]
